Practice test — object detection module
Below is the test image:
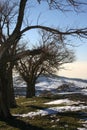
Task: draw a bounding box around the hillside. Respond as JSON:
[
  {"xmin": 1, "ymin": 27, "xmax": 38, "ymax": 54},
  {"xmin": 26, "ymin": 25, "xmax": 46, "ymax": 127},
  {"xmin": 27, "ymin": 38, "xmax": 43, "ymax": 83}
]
[{"xmin": 13, "ymin": 74, "xmax": 87, "ymax": 97}]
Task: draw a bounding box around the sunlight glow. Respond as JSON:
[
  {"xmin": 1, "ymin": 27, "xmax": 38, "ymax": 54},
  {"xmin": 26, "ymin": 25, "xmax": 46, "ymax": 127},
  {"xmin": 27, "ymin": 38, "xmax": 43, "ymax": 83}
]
[{"xmin": 57, "ymin": 61, "xmax": 87, "ymax": 79}]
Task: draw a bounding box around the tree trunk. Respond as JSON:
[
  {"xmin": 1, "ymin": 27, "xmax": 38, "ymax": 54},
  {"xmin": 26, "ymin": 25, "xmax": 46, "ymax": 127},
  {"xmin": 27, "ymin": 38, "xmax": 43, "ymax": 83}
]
[
  {"xmin": 0, "ymin": 69, "xmax": 12, "ymax": 118},
  {"xmin": 7, "ymin": 65, "xmax": 17, "ymax": 108},
  {"xmin": 9, "ymin": 82, "xmax": 17, "ymax": 108},
  {"xmin": 0, "ymin": 61, "xmax": 17, "ymax": 118},
  {"xmin": 26, "ymin": 82, "xmax": 35, "ymax": 98}
]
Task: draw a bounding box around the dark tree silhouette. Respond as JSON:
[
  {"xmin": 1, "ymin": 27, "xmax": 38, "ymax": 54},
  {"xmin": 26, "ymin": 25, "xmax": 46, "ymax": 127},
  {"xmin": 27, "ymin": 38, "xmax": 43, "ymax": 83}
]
[{"xmin": 16, "ymin": 30, "xmax": 75, "ymax": 98}]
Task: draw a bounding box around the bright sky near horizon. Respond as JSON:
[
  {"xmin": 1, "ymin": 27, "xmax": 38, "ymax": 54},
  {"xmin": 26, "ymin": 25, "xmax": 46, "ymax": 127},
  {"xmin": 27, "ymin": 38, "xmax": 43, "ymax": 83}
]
[{"xmin": 25, "ymin": 1, "xmax": 87, "ymax": 79}]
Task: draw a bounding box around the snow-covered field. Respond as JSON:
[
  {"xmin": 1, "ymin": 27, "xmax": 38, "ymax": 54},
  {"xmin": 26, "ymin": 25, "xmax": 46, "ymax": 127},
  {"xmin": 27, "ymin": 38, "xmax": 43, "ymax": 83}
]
[{"xmin": 13, "ymin": 74, "xmax": 87, "ymax": 130}]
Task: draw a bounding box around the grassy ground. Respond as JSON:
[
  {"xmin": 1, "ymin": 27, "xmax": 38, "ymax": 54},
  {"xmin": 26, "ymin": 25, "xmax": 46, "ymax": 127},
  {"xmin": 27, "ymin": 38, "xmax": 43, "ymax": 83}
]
[{"xmin": 0, "ymin": 94, "xmax": 87, "ymax": 130}]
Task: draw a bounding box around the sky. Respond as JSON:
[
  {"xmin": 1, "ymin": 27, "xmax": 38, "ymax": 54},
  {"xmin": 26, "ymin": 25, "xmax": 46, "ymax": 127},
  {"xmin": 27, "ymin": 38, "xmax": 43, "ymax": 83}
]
[{"xmin": 24, "ymin": 1, "xmax": 87, "ymax": 79}]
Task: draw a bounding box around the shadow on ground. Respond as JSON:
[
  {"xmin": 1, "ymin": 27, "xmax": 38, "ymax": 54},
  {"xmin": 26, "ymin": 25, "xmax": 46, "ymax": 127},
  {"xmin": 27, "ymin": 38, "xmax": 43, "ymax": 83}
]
[{"xmin": 0, "ymin": 116, "xmax": 44, "ymax": 130}]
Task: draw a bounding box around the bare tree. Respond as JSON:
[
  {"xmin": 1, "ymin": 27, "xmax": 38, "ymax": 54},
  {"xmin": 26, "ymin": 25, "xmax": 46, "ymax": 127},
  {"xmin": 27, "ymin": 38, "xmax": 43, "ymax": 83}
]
[
  {"xmin": 0, "ymin": 0, "xmax": 43, "ymax": 117},
  {"xmin": 0, "ymin": 0, "xmax": 87, "ymax": 118},
  {"xmin": 16, "ymin": 30, "xmax": 75, "ymax": 98}
]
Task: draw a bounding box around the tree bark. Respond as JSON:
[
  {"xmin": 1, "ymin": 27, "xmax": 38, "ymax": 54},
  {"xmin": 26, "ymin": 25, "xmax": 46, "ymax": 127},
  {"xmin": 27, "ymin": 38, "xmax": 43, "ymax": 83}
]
[
  {"xmin": 0, "ymin": 66, "xmax": 12, "ymax": 118},
  {"xmin": 7, "ymin": 65, "xmax": 17, "ymax": 108},
  {"xmin": 0, "ymin": 61, "xmax": 17, "ymax": 118},
  {"xmin": 26, "ymin": 82, "xmax": 35, "ymax": 98}
]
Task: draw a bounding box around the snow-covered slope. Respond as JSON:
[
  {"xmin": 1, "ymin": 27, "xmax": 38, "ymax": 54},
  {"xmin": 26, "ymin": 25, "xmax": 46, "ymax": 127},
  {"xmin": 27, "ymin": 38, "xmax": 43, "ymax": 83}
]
[
  {"xmin": 36, "ymin": 75, "xmax": 87, "ymax": 96},
  {"xmin": 13, "ymin": 74, "xmax": 87, "ymax": 96}
]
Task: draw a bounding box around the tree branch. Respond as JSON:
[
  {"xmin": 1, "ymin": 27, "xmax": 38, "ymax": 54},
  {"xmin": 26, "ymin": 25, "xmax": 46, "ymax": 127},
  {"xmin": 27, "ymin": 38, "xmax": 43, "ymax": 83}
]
[
  {"xmin": 12, "ymin": 48, "xmax": 43, "ymax": 62},
  {"xmin": 21, "ymin": 25, "xmax": 87, "ymax": 39},
  {"xmin": 12, "ymin": 0, "xmax": 27, "ymax": 35}
]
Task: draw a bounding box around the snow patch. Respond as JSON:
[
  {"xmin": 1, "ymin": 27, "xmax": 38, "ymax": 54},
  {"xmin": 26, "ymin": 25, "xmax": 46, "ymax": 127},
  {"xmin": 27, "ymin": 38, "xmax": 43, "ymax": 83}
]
[
  {"xmin": 14, "ymin": 105, "xmax": 87, "ymax": 118},
  {"xmin": 44, "ymin": 99, "xmax": 81, "ymax": 105},
  {"xmin": 77, "ymin": 128, "xmax": 87, "ymax": 130}
]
